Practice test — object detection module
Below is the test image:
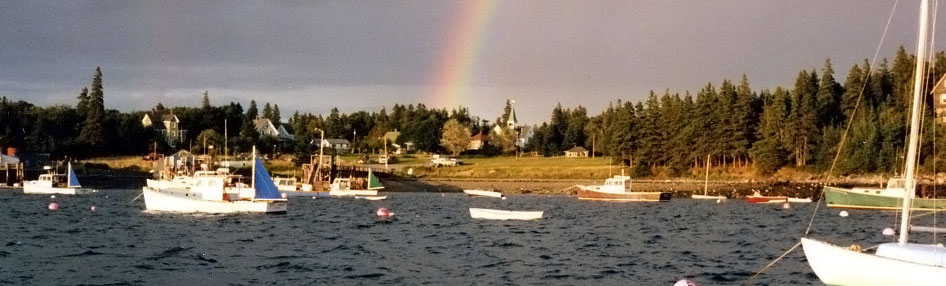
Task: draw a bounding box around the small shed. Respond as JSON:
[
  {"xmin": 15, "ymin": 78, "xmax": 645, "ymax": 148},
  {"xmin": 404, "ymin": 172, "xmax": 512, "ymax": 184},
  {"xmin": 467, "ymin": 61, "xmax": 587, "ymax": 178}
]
[{"xmin": 564, "ymin": 146, "xmax": 589, "ymax": 158}]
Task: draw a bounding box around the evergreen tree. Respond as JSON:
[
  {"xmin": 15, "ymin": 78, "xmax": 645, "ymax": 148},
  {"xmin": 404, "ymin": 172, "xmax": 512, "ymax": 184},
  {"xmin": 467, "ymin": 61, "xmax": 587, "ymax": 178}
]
[
  {"xmin": 262, "ymin": 102, "xmax": 273, "ymax": 121},
  {"xmin": 816, "ymin": 58, "xmax": 844, "ymax": 126},
  {"xmin": 78, "ymin": 67, "xmax": 106, "ymax": 154},
  {"xmin": 201, "ymin": 91, "xmax": 211, "ymax": 109},
  {"xmin": 272, "ymin": 104, "xmax": 281, "ymax": 126},
  {"xmin": 840, "ymin": 63, "xmax": 866, "ymax": 121},
  {"xmin": 76, "ymin": 87, "xmax": 89, "ymax": 118}
]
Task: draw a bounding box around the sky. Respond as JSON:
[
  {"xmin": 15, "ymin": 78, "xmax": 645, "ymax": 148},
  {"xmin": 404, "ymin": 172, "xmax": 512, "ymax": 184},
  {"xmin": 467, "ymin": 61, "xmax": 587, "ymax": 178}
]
[{"xmin": 1, "ymin": 1, "xmax": 944, "ymax": 125}]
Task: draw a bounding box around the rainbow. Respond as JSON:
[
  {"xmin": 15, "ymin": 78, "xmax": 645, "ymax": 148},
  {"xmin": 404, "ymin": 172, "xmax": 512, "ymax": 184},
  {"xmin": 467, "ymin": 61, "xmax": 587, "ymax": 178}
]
[{"xmin": 427, "ymin": 0, "xmax": 497, "ymax": 109}]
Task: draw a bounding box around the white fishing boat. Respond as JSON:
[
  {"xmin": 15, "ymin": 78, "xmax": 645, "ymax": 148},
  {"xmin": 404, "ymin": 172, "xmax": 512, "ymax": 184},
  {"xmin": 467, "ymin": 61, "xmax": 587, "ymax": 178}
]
[
  {"xmin": 787, "ymin": 197, "xmax": 812, "ymax": 203},
  {"xmin": 692, "ymin": 155, "xmax": 726, "ymax": 200},
  {"xmin": 273, "ymin": 177, "xmax": 297, "ymax": 192},
  {"xmin": 329, "ymin": 169, "xmax": 382, "ymax": 197},
  {"xmin": 23, "ymin": 162, "xmax": 92, "ymax": 195},
  {"xmin": 355, "ymin": 195, "xmax": 387, "ymax": 201},
  {"xmin": 801, "ymin": 1, "xmax": 946, "ymax": 283},
  {"xmin": 142, "ymin": 147, "xmax": 287, "ymax": 214},
  {"xmin": 469, "ymin": 208, "xmax": 543, "ymax": 220},
  {"xmin": 146, "ymin": 170, "xmax": 224, "ymax": 190},
  {"xmin": 463, "ymin": 189, "xmax": 503, "ymax": 198}
]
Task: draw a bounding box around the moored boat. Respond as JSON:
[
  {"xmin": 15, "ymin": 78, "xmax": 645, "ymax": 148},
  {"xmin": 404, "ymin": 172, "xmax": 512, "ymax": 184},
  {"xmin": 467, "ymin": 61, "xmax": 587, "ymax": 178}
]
[
  {"xmin": 745, "ymin": 191, "xmax": 787, "ymax": 204},
  {"xmin": 469, "ymin": 208, "xmax": 543, "ymax": 220},
  {"xmin": 142, "ymin": 148, "xmax": 287, "ymax": 214},
  {"xmin": 329, "ymin": 169, "xmax": 383, "ymax": 197},
  {"xmin": 463, "ymin": 189, "xmax": 503, "ymax": 198},
  {"xmin": 577, "ymin": 175, "xmax": 671, "ymax": 202},
  {"xmin": 823, "ymin": 178, "xmax": 946, "ymax": 210},
  {"xmin": 23, "ymin": 162, "xmax": 92, "ymax": 195}
]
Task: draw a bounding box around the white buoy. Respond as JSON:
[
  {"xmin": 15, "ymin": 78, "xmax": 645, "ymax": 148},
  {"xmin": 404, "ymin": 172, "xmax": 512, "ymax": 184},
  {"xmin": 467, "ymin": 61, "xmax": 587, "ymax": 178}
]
[
  {"xmin": 48, "ymin": 202, "xmax": 59, "ymax": 211},
  {"xmin": 674, "ymin": 279, "xmax": 696, "ymax": 286},
  {"xmin": 839, "ymin": 211, "xmax": 849, "ymax": 217},
  {"xmin": 782, "ymin": 202, "xmax": 790, "ymax": 209},
  {"xmin": 280, "ymin": 193, "xmax": 288, "ymax": 199},
  {"xmin": 50, "ymin": 195, "xmax": 56, "ymax": 199},
  {"xmin": 501, "ymin": 196, "xmax": 507, "ymax": 200},
  {"xmin": 716, "ymin": 199, "xmax": 721, "ymax": 203},
  {"xmin": 90, "ymin": 205, "xmax": 97, "ymax": 212},
  {"xmin": 883, "ymin": 227, "xmax": 896, "ymax": 236}
]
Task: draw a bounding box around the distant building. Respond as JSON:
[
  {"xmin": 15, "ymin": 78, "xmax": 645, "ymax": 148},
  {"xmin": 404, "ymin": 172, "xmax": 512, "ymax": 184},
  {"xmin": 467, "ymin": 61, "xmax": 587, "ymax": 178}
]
[
  {"xmin": 564, "ymin": 146, "xmax": 589, "ymax": 158},
  {"xmin": 142, "ymin": 113, "xmax": 187, "ymax": 147},
  {"xmin": 253, "ymin": 118, "xmax": 294, "ymax": 142},
  {"xmin": 469, "ymin": 133, "xmax": 489, "ymax": 150},
  {"xmin": 491, "ymin": 100, "xmax": 534, "ymax": 148},
  {"xmin": 319, "ymin": 139, "xmax": 352, "ymax": 154},
  {"xmin": 933, "ymin": 74, "xmax": 946, "ymax": 124},
  {"xmin": 383, "ymin": 130, "xmax": 413, "ymax": 154}
]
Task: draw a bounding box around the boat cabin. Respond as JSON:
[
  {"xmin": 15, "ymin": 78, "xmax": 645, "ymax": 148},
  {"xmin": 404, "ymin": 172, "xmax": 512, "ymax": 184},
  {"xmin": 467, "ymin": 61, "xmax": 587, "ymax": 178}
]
[
  {"xmin": 331, "ymin": 178, "xmax": 351, "ymax": 191},
  {"xmin": 598, "ymin": 175, "xmax": 631, "ymax": 193},
  {"xmin": 273, "ymin": 177, "xmax": 297, "ymax": 191},
  {"xmin": 34, "ymin": 174, "xmax": 67, "ymax": 188},
  {"xmin": 850, "ymin": 178, "xmax": 910, "ymax": 198}
]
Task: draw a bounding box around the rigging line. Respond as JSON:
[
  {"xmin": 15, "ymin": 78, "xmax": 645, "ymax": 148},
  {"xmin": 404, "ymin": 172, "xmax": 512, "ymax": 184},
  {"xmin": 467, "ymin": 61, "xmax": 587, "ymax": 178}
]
[
  {"xmin": 738, "ymin": 241, "xmax": 802, "ymax": 286},
  {"xmin": 805, "ymin": 0, "xmax": 902, "ymax": 236}
]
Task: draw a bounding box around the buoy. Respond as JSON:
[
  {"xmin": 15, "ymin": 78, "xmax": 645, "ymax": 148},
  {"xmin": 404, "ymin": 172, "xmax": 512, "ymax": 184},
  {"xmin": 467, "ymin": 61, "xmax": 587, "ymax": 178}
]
[
  {"xmin": 50, "ymin": 195, "xmax": 56, "ymax": 199},
  {"xmin": 782, "ymin": 202, "xmax": 790, "ymax": 209},
  {"xmin": 90, "ymin": 205, "xmax": 97, "ymax": 212},
  {"xmin": 839, "ymin": 211, "xmax": 849, "ymax": 217},
  {"xmin": 673, "ymin": 279, "xmax": 696, "ymax": 286},
  {"xmin": 376, "ymin": 208, "xmax": 390, "ymax": 217},
  {"xmin": 48, "ymin": 202, "xmax": 59, "ymax": 211},
  {"xmin": 716, "ymin": 199, "xmax": 721, "ymax": 203},
  {"xmin": 883, "ymin": 228, "xmax": 896, "ymax": 236},
  {"xmin": 281, "ymin": 193, "xmax": 288, "ymax": 199},
  {"xmin": 501, "ymin": 196, "xmax": 507, "ymax": 200}
]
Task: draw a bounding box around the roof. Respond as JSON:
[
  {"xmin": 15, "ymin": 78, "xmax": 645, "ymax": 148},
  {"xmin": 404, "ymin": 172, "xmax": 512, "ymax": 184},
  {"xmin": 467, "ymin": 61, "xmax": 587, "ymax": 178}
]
[
  {"xmin": 566, "ymin": 146, "xmax": 589, "ymax": 153},
  {"xmin": 383, "ymin": 131, "xmax": 400, "ymax": 142},
  {"xmin": 161, "ymin": 114, "xmax": 179, "ymax": 122},
  {"xmin": 253, "ymin": 118, "xmax": 275, "ymax": 130},
  {"xmin": 0, "ymin": 154, "xmax": 19, "ymax": 165},
  {"xmin": 471, "ymin": 133, "xmax": 489, "ymax": 141}
]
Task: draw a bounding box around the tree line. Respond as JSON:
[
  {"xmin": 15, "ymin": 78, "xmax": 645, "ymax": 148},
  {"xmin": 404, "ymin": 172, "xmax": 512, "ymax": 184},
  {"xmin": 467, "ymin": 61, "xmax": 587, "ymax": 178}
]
[{"xmin": 3, "ymin": 47, "xmax": 946, "ymax": 176}]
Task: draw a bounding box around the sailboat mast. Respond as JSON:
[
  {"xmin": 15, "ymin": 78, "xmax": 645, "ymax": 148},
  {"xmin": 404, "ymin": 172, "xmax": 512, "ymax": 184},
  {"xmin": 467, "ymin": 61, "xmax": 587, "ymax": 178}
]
[
  {"xmin": 252, "ymin": 145, "xmax": 257, "ymax": 189},
  {"xmin": 704, "ymin": 154, "xmax": 710, "ymax": 196},
  {"xmin": 899, "ymin": 0, "xmax": 930, "ymax": 245}
]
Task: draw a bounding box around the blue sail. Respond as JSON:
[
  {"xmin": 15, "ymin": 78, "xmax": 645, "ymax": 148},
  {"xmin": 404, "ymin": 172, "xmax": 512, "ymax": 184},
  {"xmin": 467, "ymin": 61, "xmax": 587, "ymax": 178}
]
[
  {"xmin": 67, "ymin": 162, "xmax": 81, "ymax": 188},
  {"xmin": 254, "ymin": 158, "xmax": 282, "ymax": 199}
]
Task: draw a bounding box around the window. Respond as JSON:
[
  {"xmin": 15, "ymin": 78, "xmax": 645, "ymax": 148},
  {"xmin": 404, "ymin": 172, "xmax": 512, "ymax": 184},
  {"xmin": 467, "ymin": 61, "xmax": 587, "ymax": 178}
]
[{"xmin": 940, "ymin": 94, "xmax": 946, "ymax": 104}]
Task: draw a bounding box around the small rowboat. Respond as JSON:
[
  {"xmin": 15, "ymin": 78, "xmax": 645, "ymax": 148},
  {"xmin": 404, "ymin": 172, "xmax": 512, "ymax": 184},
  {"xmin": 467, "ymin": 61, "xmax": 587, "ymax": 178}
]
[
  {"xmin": 746, "ymin": 192, "xmax": 788, "ymax": 204},
  {"xmin": 355, "ymin": 195, "xmax": 387, "ymax": 201},
  {"xmin": 463, "ymin": 189, "xmax": 503, "ymax": 198},
  {"xmin": 469, "ymin": 208, "xmax": 543, "ymax": 220}
]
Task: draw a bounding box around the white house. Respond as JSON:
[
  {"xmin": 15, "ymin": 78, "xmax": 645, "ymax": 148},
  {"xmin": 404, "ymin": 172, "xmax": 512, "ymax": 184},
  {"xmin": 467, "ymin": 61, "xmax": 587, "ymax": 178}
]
[
  {"xmin": 320, "ymin": 139, "xmax": 352, "ymax": 153},
  {"xmin": 253, "ymin": 118, "xmax": 294, "ymax": 142},
  {"xmin": 564, "ymin": 146, "xmax": 589, "ymax": 158}
]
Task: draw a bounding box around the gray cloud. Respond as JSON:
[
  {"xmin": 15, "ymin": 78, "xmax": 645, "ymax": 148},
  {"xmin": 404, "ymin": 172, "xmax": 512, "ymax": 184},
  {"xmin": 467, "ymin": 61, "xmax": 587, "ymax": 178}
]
[{"xmin": 0, "ymin": 1, "xmax": 939, "ymax": 124}]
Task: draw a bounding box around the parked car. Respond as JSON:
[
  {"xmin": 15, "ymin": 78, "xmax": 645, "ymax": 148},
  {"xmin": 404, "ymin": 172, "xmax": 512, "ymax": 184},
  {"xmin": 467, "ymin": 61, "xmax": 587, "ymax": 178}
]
[
  {"xmin": 143, "ymin": 152, "xmax": 164, "ymax": 160},
  {"xmin": 428, "ymin": 157, "xmax": 462, "ymax": 167}
]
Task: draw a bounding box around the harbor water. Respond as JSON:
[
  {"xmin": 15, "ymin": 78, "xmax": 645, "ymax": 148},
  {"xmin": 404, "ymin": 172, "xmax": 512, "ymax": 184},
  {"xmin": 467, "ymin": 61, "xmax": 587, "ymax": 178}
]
[{"xmin": 1, "ymin": 190, "xmax": 940, "ymax": 285}]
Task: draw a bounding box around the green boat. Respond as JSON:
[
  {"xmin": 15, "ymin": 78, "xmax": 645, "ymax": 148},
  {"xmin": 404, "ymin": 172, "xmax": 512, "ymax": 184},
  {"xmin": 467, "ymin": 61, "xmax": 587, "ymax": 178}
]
[{"xmin": 824, "ymin": 178, "xmax": 946, "ymax": 211}]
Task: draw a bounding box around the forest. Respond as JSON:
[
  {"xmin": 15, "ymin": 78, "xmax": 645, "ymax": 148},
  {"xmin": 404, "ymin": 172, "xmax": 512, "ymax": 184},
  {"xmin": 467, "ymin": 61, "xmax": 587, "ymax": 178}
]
[{"xmin": 3, "ymin": 47, "xmax": 946, "ymax": 176}]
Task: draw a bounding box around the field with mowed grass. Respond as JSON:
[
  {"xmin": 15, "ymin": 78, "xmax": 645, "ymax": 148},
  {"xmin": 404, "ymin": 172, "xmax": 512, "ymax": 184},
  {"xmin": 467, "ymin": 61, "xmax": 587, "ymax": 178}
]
[{"xmin": 406, "ymin": 156, "xmax": 618, "ymax": 180}]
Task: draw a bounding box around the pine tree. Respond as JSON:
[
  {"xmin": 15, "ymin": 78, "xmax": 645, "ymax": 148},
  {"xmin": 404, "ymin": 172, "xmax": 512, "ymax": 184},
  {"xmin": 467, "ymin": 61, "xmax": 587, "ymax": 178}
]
[
  {"xmin": 76, "ymin": 87, "xmax": 89, "ymax": 118},
  {"xmin": 272, "ymin": 104, "xmax": 281, "ymax": 126},
  {"xmin": 78, "ymin": 67, "xmax": 106, "ymax": 154},
  {"xmin": 262, "ymin": 102, "xmax": 273, "ymax": 121},
  {"xmin": 816, "ymin": 58, "xmax": 844, "ymax": 126},
  {"xmin": 201, "ymin": 91, "xmax": 211, "ymax": 109}
]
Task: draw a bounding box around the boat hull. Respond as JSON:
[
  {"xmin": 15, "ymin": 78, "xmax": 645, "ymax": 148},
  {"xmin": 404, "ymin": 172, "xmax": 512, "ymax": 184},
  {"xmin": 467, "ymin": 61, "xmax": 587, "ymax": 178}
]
[
  {"xmin": 801, "ymin": 237, "xmax": 946, "ymax": 285},
  {"xmin": 23, "ymin": 182, "xmax": 92, "ymax": 195},
  {"xmin": 824, "ymin": 186, "xmax": 946, "ymax": 210},
  {"xmin": 745, "ymin": 196, "xmax": 787, "ymax": 203},
  {"xmin": 142, "ymin": 187, "xmax": 287, "ymax": 214},
  {"xmin": 691, "ymin": 194, "xmax": 726, "ymax": 200},
  {"xmin": 281, "ymin": 190, "xmax": 329, "ymax": 197},
  {"xmin": 329, "ymin": 189, "xmax": 378, "ymax": 197},
  {"xmin": 469, "ymin": 208, "xmax": 543, "ymax": 220},
  {"xmin": 577, "ymin": 188, "xmax": 670, "ymax": 202},
  {"xmin": 463, "ymin": 189, "xmax": 503, "ymax": 198}
]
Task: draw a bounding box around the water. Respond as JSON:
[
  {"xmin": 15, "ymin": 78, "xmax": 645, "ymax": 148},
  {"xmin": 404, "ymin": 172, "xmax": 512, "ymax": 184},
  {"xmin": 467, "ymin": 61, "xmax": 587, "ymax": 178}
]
[{"xmin": 1, "ymin": 190, "xmax": 941, "ymax": 285}]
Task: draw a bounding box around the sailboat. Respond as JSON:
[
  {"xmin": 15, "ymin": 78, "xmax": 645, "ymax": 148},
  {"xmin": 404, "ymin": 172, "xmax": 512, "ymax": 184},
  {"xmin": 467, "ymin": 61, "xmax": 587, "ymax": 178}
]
[
  {"xmin": 801, "ymin": 1, "xmax": 946, "ymax": 284},
  {"xmin": 141, "ymin": 146, "xmax": 287, "ymax": 214},
  {"xmin": 692, "ymin": 154, "xmax": 726, "ymax": 200},
  {"xmin": 23, "ymin": 162, "xmax": 92, "ymax": 195},
  {"xmin": 329, "ymin": 168, "xmax": 384, "ymax": 197}
]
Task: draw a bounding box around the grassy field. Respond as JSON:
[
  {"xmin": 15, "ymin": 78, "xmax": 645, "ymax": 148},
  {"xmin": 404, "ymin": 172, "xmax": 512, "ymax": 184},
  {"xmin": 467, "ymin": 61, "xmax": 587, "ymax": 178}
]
[{"xmin": 83, "ymin": 153, "xmax": 768, "ymax": 181}]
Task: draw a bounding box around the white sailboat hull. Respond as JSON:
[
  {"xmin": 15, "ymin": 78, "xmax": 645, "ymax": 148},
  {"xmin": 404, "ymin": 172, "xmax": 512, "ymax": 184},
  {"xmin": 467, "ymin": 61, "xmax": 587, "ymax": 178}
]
[
  {"xmin": 23, "ymin": 181, "xmax": 92, "ymax": 195},
  {"xmin": 329, "ymin": 189, "xmax": 378, "ymax": 197},
  {"xmin": 691, "ymin": 194, "xmax": 726, "ymax": 200},
  {"xmin": 469, "ymin": 208, "xmax": 543, "ymax": 220},
  {"xmin": 801, "ymin": 238, "xmax": 946, "ymax": 286},
  {"xmin": 463, "ymin": 189, "xmax": 503, "ymax": 198},
  {"xmin": 142, "ymin": 187, "xmax": 287, "ymax": 214}
]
